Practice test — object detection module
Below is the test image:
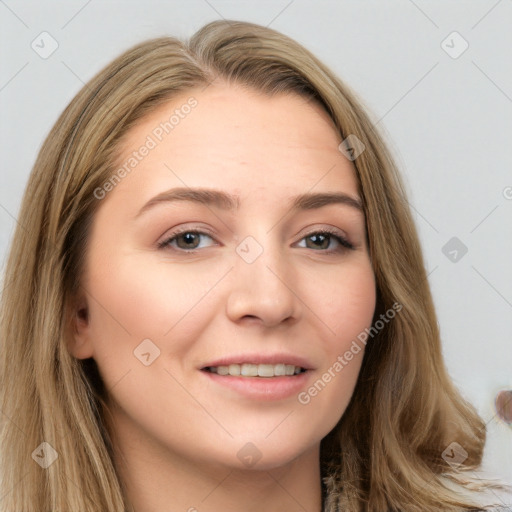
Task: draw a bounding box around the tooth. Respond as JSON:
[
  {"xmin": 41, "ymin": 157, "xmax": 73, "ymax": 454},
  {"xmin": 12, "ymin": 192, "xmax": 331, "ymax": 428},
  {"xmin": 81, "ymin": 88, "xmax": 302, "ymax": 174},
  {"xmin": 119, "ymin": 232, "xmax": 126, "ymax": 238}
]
[
  {"xmin": 274, "ymin": 363, "xmax": 286, "ymax": 376},
  {"xmin": 257, "ymin": 364, "xmax": 274, "ymax": 377},
  {"xmin": 241, "ymin": 363, "xmax": 258, "ymax": 377},
  {"xmin": 285, "ymin": 365, "xmax": 295, "ymax": 376},
  {"xmin": 208, "ymin": 364, "xmax": 304, "ymax": 377},
  {"xmin": 228, "ymin": 364, "xmax": 240, "ymax": 376}
]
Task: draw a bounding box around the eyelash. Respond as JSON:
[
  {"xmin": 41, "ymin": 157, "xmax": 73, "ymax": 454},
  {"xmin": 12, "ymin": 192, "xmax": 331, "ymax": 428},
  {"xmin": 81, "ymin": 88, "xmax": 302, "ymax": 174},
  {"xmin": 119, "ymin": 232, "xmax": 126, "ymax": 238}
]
[{"xmin": 157, "ymin": 227, "xmax": 355, "ymax": 254}]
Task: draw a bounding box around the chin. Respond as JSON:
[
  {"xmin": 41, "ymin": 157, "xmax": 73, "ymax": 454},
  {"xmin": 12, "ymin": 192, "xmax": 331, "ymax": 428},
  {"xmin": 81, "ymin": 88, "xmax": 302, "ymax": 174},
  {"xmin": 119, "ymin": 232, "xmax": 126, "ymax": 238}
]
[{"xmin": 211, "ymin": 432, "xmax": 320, "ymax": 472}]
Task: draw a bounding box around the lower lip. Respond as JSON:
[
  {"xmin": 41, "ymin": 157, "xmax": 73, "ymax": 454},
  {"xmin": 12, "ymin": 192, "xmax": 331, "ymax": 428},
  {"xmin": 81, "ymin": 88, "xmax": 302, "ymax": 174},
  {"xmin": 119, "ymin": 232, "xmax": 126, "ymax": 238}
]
[{"xmin": 201, "ymin": 370, "xmax": 311, "ymax": 401}]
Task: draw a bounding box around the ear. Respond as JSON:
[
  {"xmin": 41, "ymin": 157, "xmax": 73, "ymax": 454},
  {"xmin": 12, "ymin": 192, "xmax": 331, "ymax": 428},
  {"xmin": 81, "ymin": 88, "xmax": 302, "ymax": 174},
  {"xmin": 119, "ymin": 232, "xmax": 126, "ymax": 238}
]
[{"xmin": 67, "ymin": 291, "xmax": 94, "ymax": 360}]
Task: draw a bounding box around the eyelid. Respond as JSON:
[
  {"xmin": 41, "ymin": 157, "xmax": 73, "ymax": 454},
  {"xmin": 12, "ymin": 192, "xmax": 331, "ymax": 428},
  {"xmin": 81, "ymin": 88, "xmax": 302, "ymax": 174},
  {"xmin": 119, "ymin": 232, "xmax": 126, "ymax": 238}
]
[{"xmin": 298, "ymin": 224, "xmax": 348, "ymax": 240}]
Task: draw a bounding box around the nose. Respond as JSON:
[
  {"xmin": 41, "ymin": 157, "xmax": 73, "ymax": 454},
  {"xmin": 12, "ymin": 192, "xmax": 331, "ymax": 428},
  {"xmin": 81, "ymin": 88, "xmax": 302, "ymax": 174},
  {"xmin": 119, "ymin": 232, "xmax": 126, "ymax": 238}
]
[{"xmin": 225, "ymin": 238, "xmax": 301, "ymax": 328}]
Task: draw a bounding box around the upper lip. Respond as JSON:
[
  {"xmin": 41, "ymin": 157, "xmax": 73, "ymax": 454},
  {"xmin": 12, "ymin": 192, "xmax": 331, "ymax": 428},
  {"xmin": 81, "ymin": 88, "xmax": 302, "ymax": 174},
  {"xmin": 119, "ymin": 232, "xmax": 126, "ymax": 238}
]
[{"xmin": 201, "ymin": 353, "xmax": 314, "ymax": 371}]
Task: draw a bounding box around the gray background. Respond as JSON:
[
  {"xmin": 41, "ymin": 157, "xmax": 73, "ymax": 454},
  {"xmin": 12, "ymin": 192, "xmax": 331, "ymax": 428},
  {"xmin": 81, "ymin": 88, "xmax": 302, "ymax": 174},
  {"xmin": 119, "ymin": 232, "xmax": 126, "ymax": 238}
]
[{"xmin": 1, "ymin": 0, "xmax": 511, "ymax": 495}]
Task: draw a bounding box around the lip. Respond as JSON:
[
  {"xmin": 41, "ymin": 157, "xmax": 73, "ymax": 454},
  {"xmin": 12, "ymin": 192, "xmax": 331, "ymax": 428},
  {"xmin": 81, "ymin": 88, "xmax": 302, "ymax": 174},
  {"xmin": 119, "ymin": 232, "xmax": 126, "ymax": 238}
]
[
  {"xmin": 199, "ymin": 353, "xmax": 315, "ymax": 401},
  {"xmin": 200, "ymin": 353, "xmax": 315, "ymax": 371},
  {"xmin": 201, "ymin": 369, "xmax": 311, "ymax": 401}
]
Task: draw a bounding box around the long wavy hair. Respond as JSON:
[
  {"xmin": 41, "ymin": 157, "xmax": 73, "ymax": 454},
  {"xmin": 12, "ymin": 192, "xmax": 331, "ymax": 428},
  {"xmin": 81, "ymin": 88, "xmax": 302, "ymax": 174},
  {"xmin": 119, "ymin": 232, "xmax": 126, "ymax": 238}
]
[{"xmin": 0, "ymin": 19, "xmax": 508, "ymax": 512}]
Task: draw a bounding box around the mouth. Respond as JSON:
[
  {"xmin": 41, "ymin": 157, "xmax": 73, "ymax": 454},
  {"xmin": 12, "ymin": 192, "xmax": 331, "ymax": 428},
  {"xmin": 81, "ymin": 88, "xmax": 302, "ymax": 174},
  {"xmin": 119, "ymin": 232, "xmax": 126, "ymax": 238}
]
[
  {"xmin": 199, "ymin": 354, "xmax": 313, "ymax": 400},
  {"xmin": 202, "ymin": 363, "xmax": 307, "ymax": 378}
]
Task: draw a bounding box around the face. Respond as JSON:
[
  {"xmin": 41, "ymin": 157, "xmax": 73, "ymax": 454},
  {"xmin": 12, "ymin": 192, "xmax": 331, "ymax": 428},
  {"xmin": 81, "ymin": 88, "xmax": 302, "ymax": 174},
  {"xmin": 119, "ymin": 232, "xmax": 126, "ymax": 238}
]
[{"xmin": 72, "ymin": 83, "xmax": 376, "ymax": 472}]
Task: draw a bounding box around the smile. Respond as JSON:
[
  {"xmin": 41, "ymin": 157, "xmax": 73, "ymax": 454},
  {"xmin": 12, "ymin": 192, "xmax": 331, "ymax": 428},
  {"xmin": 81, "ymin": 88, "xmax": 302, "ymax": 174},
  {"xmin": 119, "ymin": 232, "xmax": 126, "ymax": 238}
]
[{"xmin": 204, "ymin": 363, "xmax": 306, "ymax": 377}]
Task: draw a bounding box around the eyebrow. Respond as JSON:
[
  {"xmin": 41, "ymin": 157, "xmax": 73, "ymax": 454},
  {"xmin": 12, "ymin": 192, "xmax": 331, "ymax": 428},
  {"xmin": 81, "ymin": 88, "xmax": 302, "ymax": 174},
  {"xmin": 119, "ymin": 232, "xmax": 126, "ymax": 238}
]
[{"xmin": 136, "ymin": 187, "xmax": 363, "ymax": 218}]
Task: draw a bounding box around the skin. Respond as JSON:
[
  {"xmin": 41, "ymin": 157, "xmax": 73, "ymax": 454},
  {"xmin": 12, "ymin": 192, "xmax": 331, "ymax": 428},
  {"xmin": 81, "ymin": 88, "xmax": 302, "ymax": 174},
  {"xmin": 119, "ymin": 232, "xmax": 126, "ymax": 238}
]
[{"xmin": 71, "ymin": 82, "xmax": 376, "ymax": 512}]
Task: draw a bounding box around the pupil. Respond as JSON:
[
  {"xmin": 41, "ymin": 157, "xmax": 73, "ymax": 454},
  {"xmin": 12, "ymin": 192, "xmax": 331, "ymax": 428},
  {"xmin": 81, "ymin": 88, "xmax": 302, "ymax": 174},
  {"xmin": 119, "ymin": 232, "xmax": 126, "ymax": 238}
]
[
  {"xmin": 179, "ymin": 233, "xmax": 199, "ymax": 248},
  {"xmin": 308, "ymin": 234, "xmax": 328, "ymax": 249}
]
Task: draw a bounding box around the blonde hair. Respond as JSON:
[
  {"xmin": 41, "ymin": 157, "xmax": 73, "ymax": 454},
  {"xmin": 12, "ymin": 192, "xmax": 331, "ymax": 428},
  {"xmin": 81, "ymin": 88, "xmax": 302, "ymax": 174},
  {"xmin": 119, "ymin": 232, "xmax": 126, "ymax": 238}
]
[{"xmin": 0, "ymin": 19, "xmax": 508, "ymax": 512}]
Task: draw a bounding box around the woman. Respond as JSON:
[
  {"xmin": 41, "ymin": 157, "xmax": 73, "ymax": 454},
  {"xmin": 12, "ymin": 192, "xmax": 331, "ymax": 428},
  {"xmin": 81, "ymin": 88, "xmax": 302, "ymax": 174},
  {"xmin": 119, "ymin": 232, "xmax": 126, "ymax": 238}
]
[{"xmin": 0, "ymin": 19, "xmax": 510, "ymax": 512}]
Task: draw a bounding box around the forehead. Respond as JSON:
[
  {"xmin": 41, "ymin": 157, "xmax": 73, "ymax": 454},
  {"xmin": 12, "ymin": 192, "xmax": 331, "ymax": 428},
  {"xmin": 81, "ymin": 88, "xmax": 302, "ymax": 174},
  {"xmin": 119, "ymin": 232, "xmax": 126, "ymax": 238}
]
[
  {"xmin": 110, "ymin": 84, "xmax": 360, "ymax": 204},
  {"xmin": 121, "ymin": 83, "xmax": 339, "ymax": 147}
]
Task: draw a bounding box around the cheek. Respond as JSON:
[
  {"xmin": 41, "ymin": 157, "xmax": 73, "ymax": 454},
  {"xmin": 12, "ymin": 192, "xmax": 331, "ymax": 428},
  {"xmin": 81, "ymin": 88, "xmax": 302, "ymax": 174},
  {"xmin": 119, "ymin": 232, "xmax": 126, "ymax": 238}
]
[
  {"xmin": 296, "ymin": 259, "xmax": 375, "ymax": 423},
  {"xmin": 83, "ymin": 253, "xmax": 224, "ymax": 370},
  {"xmin": 307, "ymin": 257, "xmax": 376, "ymax": 342}
]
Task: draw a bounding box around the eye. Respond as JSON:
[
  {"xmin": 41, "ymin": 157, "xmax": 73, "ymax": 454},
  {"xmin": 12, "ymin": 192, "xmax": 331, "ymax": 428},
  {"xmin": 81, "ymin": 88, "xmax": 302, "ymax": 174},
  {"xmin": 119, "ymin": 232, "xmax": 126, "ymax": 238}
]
[
  {"xmin": 158, "ymin": 230, "xmax": 216, "ymax": 251},
  {"xmin": 158, "ymin": 227, "xmax": 355, "ymax": 253},
  {"xmin": 296, "ymin": 230, "xmax": 354, "ymax": 252}
]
